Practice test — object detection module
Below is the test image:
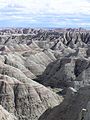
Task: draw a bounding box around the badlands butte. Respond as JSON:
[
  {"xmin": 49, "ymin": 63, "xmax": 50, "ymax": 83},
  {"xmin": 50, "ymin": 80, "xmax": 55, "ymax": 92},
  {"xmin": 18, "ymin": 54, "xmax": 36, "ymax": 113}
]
[{"xmin": 0, "ymin": 28, "xmax": 90, "ymax": 120}]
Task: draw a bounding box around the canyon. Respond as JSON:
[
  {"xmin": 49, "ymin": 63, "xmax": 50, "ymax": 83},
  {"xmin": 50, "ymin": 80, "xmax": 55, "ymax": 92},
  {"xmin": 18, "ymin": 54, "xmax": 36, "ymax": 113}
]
[{"xmin": 0, "ymin": 28, "xmax": 90, "ymax": 120}]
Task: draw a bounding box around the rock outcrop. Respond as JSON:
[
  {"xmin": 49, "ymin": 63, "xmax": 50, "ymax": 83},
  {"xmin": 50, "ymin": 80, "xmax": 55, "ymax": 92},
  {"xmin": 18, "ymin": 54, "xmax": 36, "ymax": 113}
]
[
  {"xmin": 0, "ymin": 105, "xmax": 17, "ymax": 120},
  {"xmin": 39, "ymin": 86, "xmax": 90, "ymax": 120},
  {"xmin": 0, "ymin": 28, "xmax": 90, "ymax": 120},
  {"xmin": 0, "ymin": 63, "xmax": 63, "ymax": 120}
]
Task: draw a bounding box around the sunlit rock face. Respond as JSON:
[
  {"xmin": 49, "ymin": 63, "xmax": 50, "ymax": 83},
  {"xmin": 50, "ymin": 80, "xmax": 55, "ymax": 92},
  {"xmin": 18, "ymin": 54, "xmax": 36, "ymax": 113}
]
[
  {"xmin": 0, "ymin": 28, "xmax": 90, "ymax": 120},
  {"xmin": 0, "ymin": 105, "xmax": 17, "ymax": 120}
]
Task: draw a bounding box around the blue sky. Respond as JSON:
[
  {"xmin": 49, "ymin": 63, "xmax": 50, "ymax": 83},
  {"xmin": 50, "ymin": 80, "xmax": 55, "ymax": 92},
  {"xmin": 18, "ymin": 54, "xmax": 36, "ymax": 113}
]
[{"xmin": 0, "ymin": 0, "xmax": 90, "ymax": 28}]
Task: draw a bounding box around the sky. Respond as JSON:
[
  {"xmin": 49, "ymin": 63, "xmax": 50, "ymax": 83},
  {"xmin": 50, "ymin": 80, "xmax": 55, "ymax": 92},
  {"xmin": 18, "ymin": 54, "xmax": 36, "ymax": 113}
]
[{"xmin": 0, "ymin": 0, "xmax": 90, "ymax": 28}]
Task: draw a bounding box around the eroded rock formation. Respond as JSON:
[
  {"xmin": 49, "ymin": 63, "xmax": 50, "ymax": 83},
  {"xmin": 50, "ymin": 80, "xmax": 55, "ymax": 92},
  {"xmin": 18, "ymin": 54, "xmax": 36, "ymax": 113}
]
[{"xmin": 0, "ymin": 28, "xmax": 90, "ymax": 120}]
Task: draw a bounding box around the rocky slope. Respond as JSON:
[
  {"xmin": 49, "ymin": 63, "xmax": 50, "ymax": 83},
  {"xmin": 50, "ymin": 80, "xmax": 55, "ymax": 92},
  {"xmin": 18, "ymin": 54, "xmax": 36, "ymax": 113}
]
[
  {"xmin": 0, "ymin": 105, "xmax": 17, "ymax": 120},
  {"xmin": 39, "ymin": 57, "xmax": 90, "ymax": 90},
  {"xmin": 0, "ymin": 51, "xmax": 62, "ymax": 120},
  {"xmin": 39, "ymin": 86, "xmax": 90, "ymax": 120},
  {"xmin": 0, "ymin": 28, "xmax": 90, "ymax": 120},
  {"xmin": 0, "ymin": 73, "xmax": 62, "ymax": 120}
]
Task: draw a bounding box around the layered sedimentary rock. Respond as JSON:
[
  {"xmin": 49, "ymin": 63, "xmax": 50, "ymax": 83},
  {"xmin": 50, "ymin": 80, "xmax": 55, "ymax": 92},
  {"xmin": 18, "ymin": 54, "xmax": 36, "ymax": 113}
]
[
  {"xmin": 0, "ymin": 29, "xmax": 64, "ymax": 120},
  {"xmin": 0, "ymin": 28, "xmax": 90, "ymax": 120},
  {"xmin": 0, "ymin": 61, "xmax": 62, "ymax": 120}
]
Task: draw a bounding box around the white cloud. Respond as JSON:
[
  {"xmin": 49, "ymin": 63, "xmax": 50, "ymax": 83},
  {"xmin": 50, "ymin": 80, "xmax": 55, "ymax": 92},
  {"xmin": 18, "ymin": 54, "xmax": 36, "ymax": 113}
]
[
  {"xmin": 48, "ymin": 0, "xmax": 90, "ymax": 15},
  {"xmin": 0, "ymin": 0, "xmax": 90, "ymax": 27},
  {"xmin": 0, "ymin": 0, "xmax": 90, "ymax": 15},
  {"xmin": 80, "ymin": 22, "xmax": 90, "ymax": 26}
]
